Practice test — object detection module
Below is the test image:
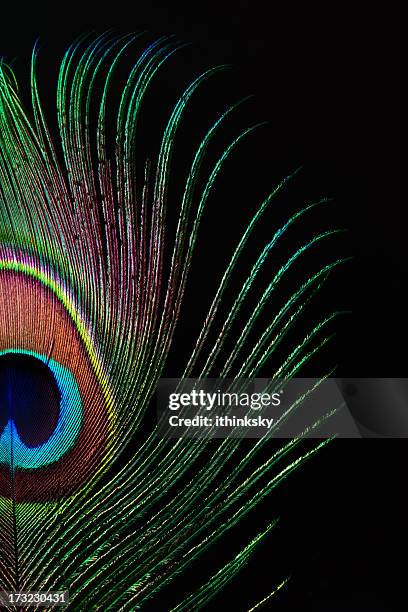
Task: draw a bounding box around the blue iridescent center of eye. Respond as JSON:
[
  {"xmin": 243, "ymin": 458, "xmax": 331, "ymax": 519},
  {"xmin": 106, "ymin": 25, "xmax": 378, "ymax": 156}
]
[{"xmin": 0, "ymin": 350, "xmax": 83, "ymax": 469}]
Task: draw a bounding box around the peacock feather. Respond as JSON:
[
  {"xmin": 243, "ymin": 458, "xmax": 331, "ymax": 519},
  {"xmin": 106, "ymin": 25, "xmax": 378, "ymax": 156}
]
[{"xmin": 0, "ymin": 33, "xmax": 343, "ymax": 610}]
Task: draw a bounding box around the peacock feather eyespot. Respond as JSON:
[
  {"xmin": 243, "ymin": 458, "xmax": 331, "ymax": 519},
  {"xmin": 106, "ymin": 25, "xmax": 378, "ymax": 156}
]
[{"xmin": 0, "ymin": 254, "xmax": 113, "ymax": 501}]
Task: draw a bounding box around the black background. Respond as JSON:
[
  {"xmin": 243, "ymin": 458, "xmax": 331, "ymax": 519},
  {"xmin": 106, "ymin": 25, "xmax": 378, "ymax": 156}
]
[{"xmin": 0, "ymin": 3, "xmax": 406, "ymax": 610}]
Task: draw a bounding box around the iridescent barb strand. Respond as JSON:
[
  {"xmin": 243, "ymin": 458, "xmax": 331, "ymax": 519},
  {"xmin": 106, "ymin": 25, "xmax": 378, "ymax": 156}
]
[{"xmin": 0, "ymin": 33, "xmax": 342, "ymax": 610}]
